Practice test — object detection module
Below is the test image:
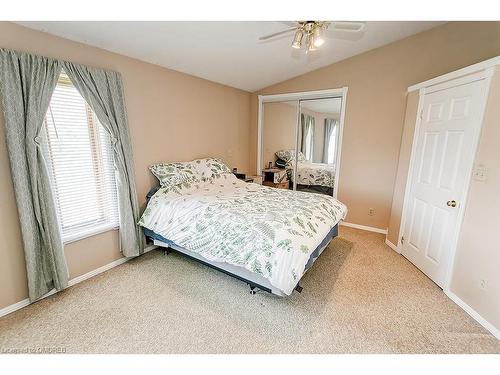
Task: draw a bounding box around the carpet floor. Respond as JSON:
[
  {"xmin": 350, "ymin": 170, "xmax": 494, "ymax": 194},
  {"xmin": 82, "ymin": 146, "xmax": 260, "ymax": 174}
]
[{"xmin": 0, "ymin": 227, "xmax": 498, "ymax": 354}]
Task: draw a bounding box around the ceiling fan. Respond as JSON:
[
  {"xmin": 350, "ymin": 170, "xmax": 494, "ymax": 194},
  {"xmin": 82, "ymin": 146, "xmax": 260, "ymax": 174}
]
[{"xmin": 259, "ymin": 21, "xmax": 366, "ymax": 53}]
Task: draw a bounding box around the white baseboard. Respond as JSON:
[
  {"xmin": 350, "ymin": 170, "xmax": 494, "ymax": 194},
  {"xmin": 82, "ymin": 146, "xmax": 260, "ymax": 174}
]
[
  {"xmin": 340, "ymin": 221, "xmax": 388, "ymax": 234},
  {"xmin": 0, "ymin": 299, "xmax": 31, "ymax": 318},
  {"xmin": 445, "ymin": 290, "xmax": 500, "ymax": 340},
  {"xmin": 67, "ymin": 257, "xmax": 129, "ymax": 287},
  {"xmin": 384, "ymin": 238, "xmax": 400, "ymax": 253},
  {"xmin": 0, "ymin": 244, "xmax": 157, "ymax": 319}
]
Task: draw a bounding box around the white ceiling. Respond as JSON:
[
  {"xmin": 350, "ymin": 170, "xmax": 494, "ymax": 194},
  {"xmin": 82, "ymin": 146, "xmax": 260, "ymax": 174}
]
[{"xmin": 16, "ymin": 21, "xmax": 444, "ymax": 92}]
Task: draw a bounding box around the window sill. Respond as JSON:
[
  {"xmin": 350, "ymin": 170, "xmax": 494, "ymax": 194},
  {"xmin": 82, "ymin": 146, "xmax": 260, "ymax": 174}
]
[{"xmin": 62, "ymin": 224, "xmax": 119, "ymax": 244}]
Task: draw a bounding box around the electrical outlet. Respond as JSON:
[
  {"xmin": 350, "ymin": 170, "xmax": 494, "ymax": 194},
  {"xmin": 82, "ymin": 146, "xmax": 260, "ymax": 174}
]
[
  {"xmin": 368, "ymin": 208, "xmax": 375, "ymax": 216},
  {"xmin": 472, "ymin": 165, "xmax": 487, "ymax": 181}
]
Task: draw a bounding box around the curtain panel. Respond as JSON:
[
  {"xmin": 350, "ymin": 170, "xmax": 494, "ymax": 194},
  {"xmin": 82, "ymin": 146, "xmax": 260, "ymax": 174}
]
[
  {"xmin": 0, "ymin": 49, "xmax": 67, "ymax": 301},
  {"xmin": 0, "ymin": 48, "xmax": 143, "ymax": 300}
]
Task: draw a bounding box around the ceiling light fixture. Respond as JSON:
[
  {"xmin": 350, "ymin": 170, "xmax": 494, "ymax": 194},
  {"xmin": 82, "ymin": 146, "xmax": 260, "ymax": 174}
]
[
  {"xmin": 291, "ymin": 28, "xmax": 304, "ymax": 49},
  {"xmin": 306, "ymin": 34, "xmax": 317, "ymax": 53},
  {"xmin": 259, "ymin": 21, "xmax": 366, "ymax": 55},
  {"xmin": 289, "ymin": 21, "xmax": 328, "ymax": 53},
  {"xmin": 313, "ymin": 25, "xmax": 325, "ymax": 47}
]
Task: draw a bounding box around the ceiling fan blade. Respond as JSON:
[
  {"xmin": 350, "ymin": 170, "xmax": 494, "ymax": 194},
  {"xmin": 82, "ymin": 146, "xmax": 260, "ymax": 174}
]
[
  {"xmin": 259, "ymin": 27, "xmax": 297, "ymax": 41},
  {"xmin": 278, "ymin": 21, "xmax": 300, "ymax": 28},
  {"xmin": 331, "ymin": 21, "xmax": 366, "ymax": 32}
]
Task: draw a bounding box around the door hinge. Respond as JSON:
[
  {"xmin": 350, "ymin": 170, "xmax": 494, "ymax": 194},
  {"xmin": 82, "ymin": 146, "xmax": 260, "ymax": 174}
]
[
  {"xmin": 419, "ymin": 109, "xmax": 424, "ymax": 120},
  {"xmin": 400, "ymin": 236, "xmax": 405, "ymax": 245}
]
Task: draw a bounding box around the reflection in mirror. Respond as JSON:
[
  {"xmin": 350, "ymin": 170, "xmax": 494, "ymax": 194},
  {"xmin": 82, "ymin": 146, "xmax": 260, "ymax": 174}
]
[
  {"xmin": 295, "ymin": 97, "xmax": 342, "ymax": 196},
  {"xmin": 261, "ymin": 100, "xmax": 298, "ymax": 190}
]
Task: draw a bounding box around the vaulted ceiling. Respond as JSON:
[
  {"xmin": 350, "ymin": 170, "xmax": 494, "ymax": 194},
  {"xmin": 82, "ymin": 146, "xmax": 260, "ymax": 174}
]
[{"xmin": 16, "ymin": 21, "xmax": 444, "ymax": 92}]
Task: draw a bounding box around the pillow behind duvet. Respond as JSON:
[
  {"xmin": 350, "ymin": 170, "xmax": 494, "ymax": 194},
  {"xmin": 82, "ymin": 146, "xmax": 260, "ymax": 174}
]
[{"xmin": 150, "ymin": 158, "xmax": 232, "ymax": 187}]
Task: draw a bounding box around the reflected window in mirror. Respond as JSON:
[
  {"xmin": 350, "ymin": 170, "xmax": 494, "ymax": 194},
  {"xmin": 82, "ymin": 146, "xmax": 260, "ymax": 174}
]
[
  {"xmin": 301, "ymin": 113, "xmax": 315, "ymax": 161},
  {"xmin": 324, "ymin": 118, "xmax": 339, "ymax": 165}
]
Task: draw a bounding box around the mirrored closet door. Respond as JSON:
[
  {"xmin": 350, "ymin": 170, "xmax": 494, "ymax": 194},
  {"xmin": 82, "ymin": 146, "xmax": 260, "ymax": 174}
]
[
  {"xmin": 258, "ymin": 89, "xmax": 346, "ymax": 197},
  {"xmin": 295, "ymin": 97, "xmax": 342, "ymax": 196}
]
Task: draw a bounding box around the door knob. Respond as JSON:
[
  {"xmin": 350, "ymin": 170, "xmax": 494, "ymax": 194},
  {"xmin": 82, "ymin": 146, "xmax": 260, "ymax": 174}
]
[{"xmin": 446, "ymin": 200, "xmax": 457, "ymax": 207}]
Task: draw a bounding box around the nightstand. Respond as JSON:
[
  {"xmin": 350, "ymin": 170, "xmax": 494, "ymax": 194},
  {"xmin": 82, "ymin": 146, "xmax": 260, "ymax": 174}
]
[{"xmin": 262, "ymin": 168, "xmax": 288, "ymax": 189}]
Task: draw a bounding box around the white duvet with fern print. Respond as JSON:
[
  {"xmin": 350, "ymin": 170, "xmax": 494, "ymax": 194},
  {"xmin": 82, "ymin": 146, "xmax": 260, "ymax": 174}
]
[{"xmin": 139, "ymin": 175, "xmax": 347, "ymax": 295}]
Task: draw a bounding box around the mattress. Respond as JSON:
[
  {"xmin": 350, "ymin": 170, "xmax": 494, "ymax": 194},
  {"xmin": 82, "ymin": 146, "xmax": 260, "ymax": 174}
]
[{"xmin": 139, "ymin": 173, "xmax": 346, "ymax": 295}]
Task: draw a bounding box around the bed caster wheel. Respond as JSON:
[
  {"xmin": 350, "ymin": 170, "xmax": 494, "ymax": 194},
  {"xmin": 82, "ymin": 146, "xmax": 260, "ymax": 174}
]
[
  {"xmin": 295, "ymin": 284, "xmax": 303, "ymax": 293},
  {"xmin": 249, "ymin": 286, "xmax": 257, "ymax": 295}
]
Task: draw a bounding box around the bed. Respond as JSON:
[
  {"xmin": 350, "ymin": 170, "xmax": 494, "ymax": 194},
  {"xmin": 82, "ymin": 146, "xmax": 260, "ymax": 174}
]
[
  {"xmin": 139, "ymin": 158, "xmax": 347, "ymax": 296},
  {"xmin": 275, "ymin": 150, "xmax": 336, "ymax": 195}
]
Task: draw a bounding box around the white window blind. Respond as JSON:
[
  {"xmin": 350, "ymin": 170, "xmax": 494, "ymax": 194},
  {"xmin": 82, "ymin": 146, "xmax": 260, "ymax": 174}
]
[{"xmin": 42, "ymin": 71, "xmax": 119, "ymax": 243}]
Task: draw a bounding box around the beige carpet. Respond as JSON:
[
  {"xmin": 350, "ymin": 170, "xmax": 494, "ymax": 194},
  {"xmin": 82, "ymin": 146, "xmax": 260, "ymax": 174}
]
[{"xmin": 0, "ymin": 227, "xmax": 498, "ymax": 354}]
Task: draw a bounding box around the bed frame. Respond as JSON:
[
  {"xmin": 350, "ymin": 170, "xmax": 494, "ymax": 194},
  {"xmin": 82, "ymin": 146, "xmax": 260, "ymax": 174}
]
[{"xmin": 147, "ymin": 224, "xmax": 338, "ymax": 296}]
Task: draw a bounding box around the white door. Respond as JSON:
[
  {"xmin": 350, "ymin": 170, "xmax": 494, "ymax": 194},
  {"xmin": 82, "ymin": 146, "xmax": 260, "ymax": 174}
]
[{"xmin": 401, "ymin": 78, "xmax": 488, "ymax": 288}]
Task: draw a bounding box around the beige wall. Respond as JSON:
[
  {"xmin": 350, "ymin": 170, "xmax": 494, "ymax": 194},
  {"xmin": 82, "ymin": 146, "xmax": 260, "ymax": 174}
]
[
  {"xmin": 250, "ymin": 22, "xmax": 500, "ymax": 230},
  {"xmin": 261, "ymin": 102, "xmax": 297, "ymax": 169},
  {"xmin": 0, "ymin": 22, "xmax": 251, "ymax": 310}
]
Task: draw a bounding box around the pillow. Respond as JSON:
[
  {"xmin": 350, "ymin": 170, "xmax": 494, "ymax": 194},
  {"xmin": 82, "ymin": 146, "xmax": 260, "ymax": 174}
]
[
  {"xmin": 204, "ymin": 158, "xmax": 232, "ymax": 176},
  {"xmin": 149, "ymin": 162, "xmax": 197, "ymax": 187},
  {"xmin": 275, "ymin": 150, "xmax": 305, "ymax": 163},
  {"xmin": 150, "ymin": 158, "xmax": 232, "ymax": 187},
  {"xmin": 211, "ymin": 172, "xmax": 239, "ymax": 184}
]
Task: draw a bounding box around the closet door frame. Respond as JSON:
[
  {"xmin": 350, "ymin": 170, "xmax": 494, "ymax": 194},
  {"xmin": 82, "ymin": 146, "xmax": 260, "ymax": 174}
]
[{"xmin": 257, "ymin": 87, "xmax": 348, "ymax": 198}]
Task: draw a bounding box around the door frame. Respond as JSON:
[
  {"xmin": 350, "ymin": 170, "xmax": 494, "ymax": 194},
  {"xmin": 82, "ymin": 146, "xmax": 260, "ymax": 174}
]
[
  {"xmin": 257, "ymin": 87, "xmax": 348, "ymax": 198},
  {"xmin": 398, "ymin": 65, "xmax": 495, "ymax": 291}
]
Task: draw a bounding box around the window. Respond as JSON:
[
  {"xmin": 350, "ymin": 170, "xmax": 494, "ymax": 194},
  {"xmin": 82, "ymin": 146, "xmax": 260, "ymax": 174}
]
[
  {"xmin": 327, "ymin": 125, "xmax": 338, "ymax": 164},
  {"xmin": 42, "ymin": 71, "xmax": 119, "ymax": 243},
  {"xmin": 304, "ymin": 125, "xmax": 314, "ymax": 161},
  {"xmin": 301, "ymin": 113, "xmax": 315, "ymax": 161}
]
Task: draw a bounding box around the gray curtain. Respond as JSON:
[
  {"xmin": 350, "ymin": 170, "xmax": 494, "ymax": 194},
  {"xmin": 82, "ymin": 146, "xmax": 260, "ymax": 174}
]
[
  {"xmin": 300, "ymin": 113, "xmax": 315, "ymax": 161},
  {"xmin": 322, "ymin": 118, "xmax": 338, "ymax": 163},
  {"xmin": 0, "ymin": 49, "xmax": 68, "ymax": 301},
  {"xmin": 62, "ymin": 62, "xmax": 144, "ymax": 257}
]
